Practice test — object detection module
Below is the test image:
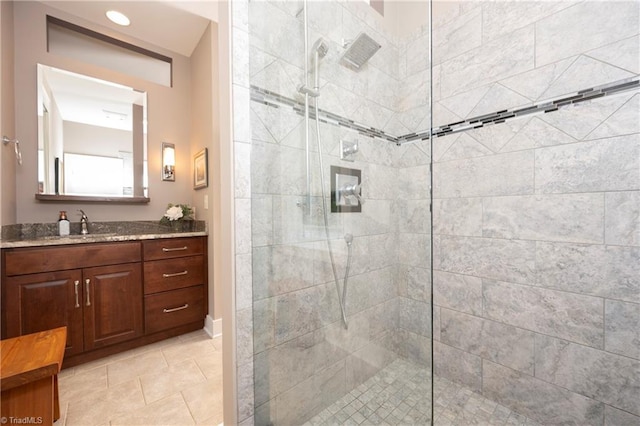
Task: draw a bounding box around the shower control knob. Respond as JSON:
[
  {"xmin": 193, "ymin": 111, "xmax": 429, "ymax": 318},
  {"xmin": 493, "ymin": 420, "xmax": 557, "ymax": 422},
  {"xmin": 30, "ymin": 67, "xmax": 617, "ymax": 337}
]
[{"xmin": 341, "ymin": 183, "xmax": 365, "ymax": 205}]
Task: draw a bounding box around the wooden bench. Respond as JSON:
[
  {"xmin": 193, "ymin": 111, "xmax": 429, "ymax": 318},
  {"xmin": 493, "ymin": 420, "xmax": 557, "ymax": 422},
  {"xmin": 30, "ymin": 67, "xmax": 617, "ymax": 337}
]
[{"xmin": 1, "ymin": 327, "xmax": 67, "ymax": 426}]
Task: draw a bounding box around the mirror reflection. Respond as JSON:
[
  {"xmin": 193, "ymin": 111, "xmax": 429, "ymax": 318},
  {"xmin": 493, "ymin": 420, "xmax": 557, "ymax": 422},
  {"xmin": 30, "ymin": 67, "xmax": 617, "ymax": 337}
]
[{"xmin": 37, "ymin": 64, "xmax": 148, "ymax": 199}]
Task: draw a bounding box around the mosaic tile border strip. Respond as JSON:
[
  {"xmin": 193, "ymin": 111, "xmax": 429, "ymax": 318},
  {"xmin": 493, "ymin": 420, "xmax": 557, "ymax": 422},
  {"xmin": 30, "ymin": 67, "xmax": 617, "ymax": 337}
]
[
  {"xmin": 250, "ymin": 77, "xmax": 639, "ymax": 146},
  {"xmin": 250, "ymin": 86, "xmax": 401, "ymax": 143}
]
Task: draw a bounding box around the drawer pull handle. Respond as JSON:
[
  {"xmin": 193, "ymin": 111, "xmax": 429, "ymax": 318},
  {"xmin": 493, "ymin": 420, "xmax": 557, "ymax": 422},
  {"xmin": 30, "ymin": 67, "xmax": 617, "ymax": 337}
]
[
  {"xmin": 163, "ymin": 270, "xmax": 188, "ymax": 278},
  {"xmin": 163, "ymin": 304, "xmax": 189, "ymax": 313},
  {"xmin": 85, "ymin": 279, "xmax": 91, "ymax": 306},
  {"xmin": 162, "ymin": 246, "xmax": 188, "ymax": 252},
  {"xmin": 74, "ymin": 280, "xmax": 80, "ymax": 308}
]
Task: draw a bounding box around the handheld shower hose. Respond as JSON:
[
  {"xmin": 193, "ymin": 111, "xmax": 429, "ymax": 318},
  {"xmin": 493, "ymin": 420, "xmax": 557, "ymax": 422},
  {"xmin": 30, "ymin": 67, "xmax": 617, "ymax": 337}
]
[
  {"xmin": 299, "ymin": 28, "xmax": 351, "ymax": 329},
  {"xmin": 315, "ymin": 99, "xmax": 350, "ymax": 330}
]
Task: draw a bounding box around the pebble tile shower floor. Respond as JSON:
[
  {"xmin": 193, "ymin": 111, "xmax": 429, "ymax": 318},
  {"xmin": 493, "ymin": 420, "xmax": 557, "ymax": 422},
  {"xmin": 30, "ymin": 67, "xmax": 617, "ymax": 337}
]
[{"xmin": 305, "ymin": 359, "xmax": 541, "ymax": 426}]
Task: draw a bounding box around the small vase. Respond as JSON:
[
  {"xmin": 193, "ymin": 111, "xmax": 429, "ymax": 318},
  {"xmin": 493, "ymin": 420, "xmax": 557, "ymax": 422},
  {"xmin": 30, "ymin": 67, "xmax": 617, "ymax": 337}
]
[{"xmin": 170, "ymin": 221, "xmax": 181, "ymax": 232}]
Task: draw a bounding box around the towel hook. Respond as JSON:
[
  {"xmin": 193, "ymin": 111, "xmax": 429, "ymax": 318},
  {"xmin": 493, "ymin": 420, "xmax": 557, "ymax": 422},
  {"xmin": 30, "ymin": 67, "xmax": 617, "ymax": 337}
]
[{"xmin": 2, "ymin": 136, "xmax": 22, "ymax": 165}]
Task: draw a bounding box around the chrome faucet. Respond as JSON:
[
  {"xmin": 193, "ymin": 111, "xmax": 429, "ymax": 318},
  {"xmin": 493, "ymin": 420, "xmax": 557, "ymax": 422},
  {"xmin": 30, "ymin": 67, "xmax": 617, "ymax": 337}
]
[{"xmin": 79, "ymin": 210, "xmax": 89, "ymax": 235}]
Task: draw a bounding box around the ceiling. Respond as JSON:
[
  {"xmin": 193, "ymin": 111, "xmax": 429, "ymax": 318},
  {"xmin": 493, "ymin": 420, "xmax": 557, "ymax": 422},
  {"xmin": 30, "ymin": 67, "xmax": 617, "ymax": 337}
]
[
  {"xmin": 41, "ymin": 1, "xmax": 215, "ymax": 57},
  {"xmin": 41, "ymin": 65, "xmax": 145, "ymax": 131}
]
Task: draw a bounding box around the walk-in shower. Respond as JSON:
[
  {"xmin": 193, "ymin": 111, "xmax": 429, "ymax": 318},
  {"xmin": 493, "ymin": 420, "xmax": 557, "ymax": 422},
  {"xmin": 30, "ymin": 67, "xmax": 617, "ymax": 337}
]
[{"xmin": 244, "ymin": 1, "xmax": 640, "ymax": 425}]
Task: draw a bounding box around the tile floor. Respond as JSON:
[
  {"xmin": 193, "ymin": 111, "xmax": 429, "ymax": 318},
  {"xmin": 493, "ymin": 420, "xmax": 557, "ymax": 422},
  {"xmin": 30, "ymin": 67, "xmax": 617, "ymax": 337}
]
[
  {"xmin": 53, "ymin": 336, "xmax": 538, "ymax": 426},
  {"xmin": 305, "ymin": 359, "xmax": 541, "ymax": 426},
  {"xmin": 54, "ymin": 330, "xmax": 223, "ymax": 426}
]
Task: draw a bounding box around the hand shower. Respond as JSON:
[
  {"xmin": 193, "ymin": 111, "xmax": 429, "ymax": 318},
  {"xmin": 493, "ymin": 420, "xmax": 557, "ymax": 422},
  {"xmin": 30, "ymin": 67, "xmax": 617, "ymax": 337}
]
[
  {"xmin": 312, "ymin": 38, "xmax": 328, "ymax": 91},
  {"xmin": 298, "ymin": 38, "xmax": 328, "ymax": 98}
]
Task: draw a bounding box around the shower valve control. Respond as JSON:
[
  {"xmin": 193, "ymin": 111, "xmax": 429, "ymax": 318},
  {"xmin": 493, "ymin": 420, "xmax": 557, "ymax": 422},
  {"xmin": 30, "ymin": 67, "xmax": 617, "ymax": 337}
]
[
  {"xmin": 338, "ymin": 182, "xmax": 364, "ymax": 206},
  {"xmin": 331, "ymin": 166, "xmax": 362, "ymax": 213}
]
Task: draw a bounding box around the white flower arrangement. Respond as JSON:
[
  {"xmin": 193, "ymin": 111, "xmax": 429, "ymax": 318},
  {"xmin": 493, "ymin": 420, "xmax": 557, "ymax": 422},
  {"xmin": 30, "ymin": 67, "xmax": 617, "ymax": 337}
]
[
  {"xmin": 160, "ymin": 203, "xmax": 194, "ymax": 225},
  {"xmin": 164, "ymin": 205, "xmax": 184, "ymax": 221}
]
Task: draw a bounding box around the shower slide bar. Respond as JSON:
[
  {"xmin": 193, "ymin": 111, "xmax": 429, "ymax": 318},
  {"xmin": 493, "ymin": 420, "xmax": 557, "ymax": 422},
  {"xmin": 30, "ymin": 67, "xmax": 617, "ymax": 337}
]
[{"xmin": 250, "ymin": 77, "xmax": 639, "ymax": 146}]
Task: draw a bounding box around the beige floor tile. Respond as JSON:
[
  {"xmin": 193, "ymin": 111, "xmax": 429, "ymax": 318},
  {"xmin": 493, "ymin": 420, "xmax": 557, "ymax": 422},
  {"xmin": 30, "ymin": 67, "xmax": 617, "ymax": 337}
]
[
  {"xmin": 57, "ymin": 330, "xmax": 223, "ymax": 426},
  {"xmin": 194, "ymin": 350, "xmax": 223, "ymax": 380},
  {"xmin": 196, "ymin": 415, "xmax": 224, "ymax": 426},
  {"xmin": 125, "ymin": 335, "xmax": 182, "ymax": 358},
  {"xmin": 177, "ymin": 330, "xmax": 210, "ymax": 342},
  {"xmin": 58, "ymin": 366, "xmax": 76, "ymax": 379},
  {"xmin": 58, "ymin": 365, "xmax": 108, "ymax": 406},
  {"xmin": 72, "ymin": 346, "xmax": 152, "ymax": 375},
  {"xmin": 107, "ymin": 349, "xmax": 168, "ymax": 386},
  {"xmin": 110, "ymin": 393, "xmax": 196, "ymax": 426},
  {"xmin": 182, "ymin": 378, "xmax": 224, "ymax": 423},
  {"xmin": 162, "ymin": 338, "xmax": 217, "ymax": 365},
  {"xmin": 140, "ymin": 359, "xmax": 207, "ymax": 404},
  {"xmin": 65, "ymin": 379, "xmax": 145, "ymax": 426}
]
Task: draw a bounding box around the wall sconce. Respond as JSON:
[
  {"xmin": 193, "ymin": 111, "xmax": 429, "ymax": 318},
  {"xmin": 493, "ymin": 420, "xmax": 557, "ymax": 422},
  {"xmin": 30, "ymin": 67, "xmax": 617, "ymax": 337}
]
[{"xmin": 162, "ymin": 142, "xmax": 175, "ymax": 181}]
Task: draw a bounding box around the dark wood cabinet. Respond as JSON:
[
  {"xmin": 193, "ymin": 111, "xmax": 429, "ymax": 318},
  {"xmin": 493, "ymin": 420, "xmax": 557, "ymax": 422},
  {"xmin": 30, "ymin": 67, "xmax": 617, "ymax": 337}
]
[
  {"xmin": 1, "ymin": 236, "xmax": 207, "ymax": 367},
  {"xmin": 83, "ymin": 263, "xmax": 143, "ymax": 350},
  {"xmin": 142, "ymin": 238, "xmax": 207, "ymax": 334},
  {"xmin": 4, "ymin": 270, "xmax": 84, "ymax": 357}
]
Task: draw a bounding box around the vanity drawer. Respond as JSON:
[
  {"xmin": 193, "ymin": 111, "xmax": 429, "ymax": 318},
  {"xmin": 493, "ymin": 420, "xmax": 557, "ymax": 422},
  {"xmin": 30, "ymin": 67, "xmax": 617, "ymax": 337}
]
[
  {"xmin": 3, "ymin": 242, "xmax": 141, "ymax": 276},
  {"xmin": 143, "ymin": 237, "xmax": 204, "ymax": 261},
  {"xmin": 144, "ymin": 256, "xmax": 204, "ymax": 294},
  {"xmin": 144, "ymin": 286, "xmax": 204, "ymax": 333}
]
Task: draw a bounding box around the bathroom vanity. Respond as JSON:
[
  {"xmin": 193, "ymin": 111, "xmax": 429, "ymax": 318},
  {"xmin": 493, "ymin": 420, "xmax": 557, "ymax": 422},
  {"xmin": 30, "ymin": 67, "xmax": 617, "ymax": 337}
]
[{"xmin": 1, "ymin": 233, "xmax": 207, "ymax": 368}]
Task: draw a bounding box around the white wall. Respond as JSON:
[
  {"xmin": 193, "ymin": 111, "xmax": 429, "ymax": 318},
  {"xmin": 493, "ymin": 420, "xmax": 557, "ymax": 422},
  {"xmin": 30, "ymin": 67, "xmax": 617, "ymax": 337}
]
[{"xmin": 63, "ymin": 121, "xmax": 131, "ymax": 157}]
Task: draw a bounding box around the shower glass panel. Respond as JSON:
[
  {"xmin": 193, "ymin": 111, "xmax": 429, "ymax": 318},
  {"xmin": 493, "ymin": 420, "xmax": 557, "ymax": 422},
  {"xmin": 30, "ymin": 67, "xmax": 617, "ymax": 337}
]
[
  {"xmin": 249, "ymin": 1, "xmax": 433, "ymax": 424},
  {"xmin": 431, "ymin": 1, "xmax": 640, "ymax": 425},
  {"xmin": 245, "ymin": 0, "xmax": 638, "ymax": 424}
]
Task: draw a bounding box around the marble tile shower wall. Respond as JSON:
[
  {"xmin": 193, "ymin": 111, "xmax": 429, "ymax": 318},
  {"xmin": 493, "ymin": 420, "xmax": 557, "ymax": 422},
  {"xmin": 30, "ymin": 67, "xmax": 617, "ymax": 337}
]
[
  {"xmin": 431, "ymin": 2, "xmax": 639, "ymax": 425},
  {"xmin": 230, "ymin": 0, "xmax": 255, "ymax": 424},
  {"xmin": 247, "ymin": 2, "xmax": 431, "ymax": 425}
]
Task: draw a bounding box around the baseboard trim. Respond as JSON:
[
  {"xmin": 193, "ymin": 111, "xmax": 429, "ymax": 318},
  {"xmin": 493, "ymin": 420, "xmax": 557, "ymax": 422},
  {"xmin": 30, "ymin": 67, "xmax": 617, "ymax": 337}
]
[{"xmin": 204, "ymin": 315, "xmax": 222, "ymax": 338}]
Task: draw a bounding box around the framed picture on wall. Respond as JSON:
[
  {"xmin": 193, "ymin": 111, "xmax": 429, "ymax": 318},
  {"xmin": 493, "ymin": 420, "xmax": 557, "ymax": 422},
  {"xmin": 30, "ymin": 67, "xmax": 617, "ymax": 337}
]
[{"xmin": 193, "ymin": 148, "xmax": 208, "ymax": 189}]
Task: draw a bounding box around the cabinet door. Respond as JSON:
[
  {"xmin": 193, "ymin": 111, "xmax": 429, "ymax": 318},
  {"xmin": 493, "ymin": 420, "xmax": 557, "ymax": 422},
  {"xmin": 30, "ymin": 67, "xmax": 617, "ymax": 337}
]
[
  {"xmin": 4, "ymin": 271, "xmax": 84, "ymax": 357},
  {"xmin": 83, "ymin": 263, "xmax": 143, "ymax": 350}
]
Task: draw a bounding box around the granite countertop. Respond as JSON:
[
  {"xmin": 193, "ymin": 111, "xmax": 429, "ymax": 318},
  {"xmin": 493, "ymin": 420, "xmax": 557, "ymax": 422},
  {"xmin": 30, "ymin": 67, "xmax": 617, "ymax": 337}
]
[{"xmin": 1, "ymin": 221, "xmax": 207, "ymax": 249}]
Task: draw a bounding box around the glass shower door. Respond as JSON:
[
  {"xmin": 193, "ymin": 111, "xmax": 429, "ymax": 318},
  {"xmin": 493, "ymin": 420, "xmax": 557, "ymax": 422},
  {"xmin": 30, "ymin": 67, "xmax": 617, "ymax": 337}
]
[{"xmin": 248, "ymin": 1, "xmax": 434, "ymax": 424}]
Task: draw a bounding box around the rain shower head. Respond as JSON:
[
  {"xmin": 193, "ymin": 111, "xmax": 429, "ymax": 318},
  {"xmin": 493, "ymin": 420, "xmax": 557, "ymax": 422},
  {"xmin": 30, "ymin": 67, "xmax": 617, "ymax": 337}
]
[{"xmin": 340, "ymin": 32, "xmax": 381, "ymax": 70}]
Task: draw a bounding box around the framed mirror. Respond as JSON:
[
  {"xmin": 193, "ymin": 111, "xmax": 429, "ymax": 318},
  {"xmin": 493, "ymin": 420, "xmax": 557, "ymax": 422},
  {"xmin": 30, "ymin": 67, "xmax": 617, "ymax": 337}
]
[{"xmin": 36, "ymin": 64, "xmax": 149, "ymax": 202}]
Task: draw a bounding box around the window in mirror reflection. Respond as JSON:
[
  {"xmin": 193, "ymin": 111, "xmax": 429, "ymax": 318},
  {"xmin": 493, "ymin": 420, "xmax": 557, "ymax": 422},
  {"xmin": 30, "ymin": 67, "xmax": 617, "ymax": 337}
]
[
  {"xmin": 37, "ymin": 64, "xmax": 148, "ymax": 198},
  {"xmin": 65, "ymin": 153, "xmax": 127, "ymax": 195}
]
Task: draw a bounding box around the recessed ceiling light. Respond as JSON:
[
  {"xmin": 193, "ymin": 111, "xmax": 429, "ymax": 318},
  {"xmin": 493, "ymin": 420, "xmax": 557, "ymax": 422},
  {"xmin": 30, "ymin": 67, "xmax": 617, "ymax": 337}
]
[{"xmin": 106, "ymin": 10, "xmax": 130, "ymax": 26}]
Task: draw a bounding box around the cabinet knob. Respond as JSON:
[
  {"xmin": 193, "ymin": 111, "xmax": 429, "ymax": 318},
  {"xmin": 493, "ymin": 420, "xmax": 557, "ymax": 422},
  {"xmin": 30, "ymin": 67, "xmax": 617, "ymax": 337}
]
[{"xmin": 85, "ymin": 279, "xmax": 91, "ymax": 306}]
